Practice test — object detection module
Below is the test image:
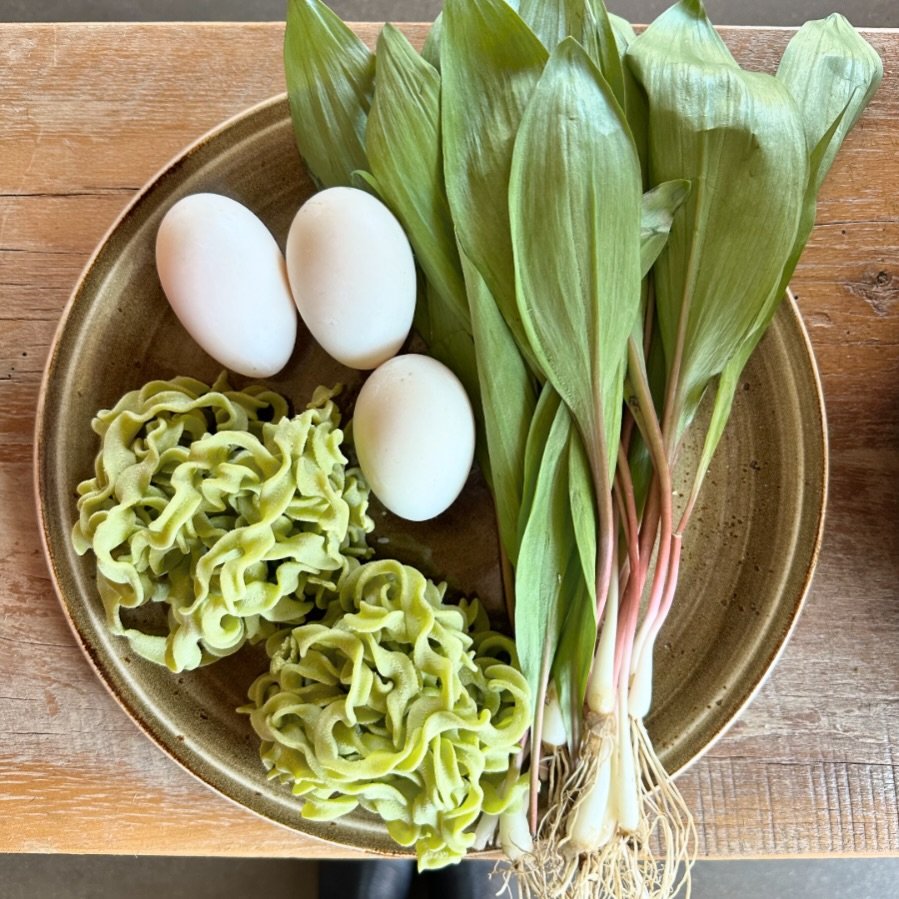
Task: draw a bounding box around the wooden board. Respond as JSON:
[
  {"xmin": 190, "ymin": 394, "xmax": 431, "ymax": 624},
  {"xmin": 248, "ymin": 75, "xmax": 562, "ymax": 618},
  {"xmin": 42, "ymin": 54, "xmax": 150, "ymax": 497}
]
[{"xmin": 0, "ymin": 22, "xmax": 896, "ymax": 859}]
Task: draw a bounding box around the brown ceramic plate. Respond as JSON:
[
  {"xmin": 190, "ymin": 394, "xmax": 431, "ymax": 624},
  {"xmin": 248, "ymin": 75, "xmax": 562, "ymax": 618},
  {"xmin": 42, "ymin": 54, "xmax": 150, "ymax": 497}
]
[{"xmin": 34, "ymin": 95, "xmax": 827, "ymax": 856}]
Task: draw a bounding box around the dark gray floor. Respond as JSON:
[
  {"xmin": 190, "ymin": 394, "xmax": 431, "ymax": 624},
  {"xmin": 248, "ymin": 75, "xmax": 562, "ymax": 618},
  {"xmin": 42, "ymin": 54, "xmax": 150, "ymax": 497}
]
[
  {"xmin": 2, "ymin": 854, "xmax": 899, "ymax": 898},
  {"xmin": 2, "ymin": 1, "xmax": 897, "ymax": 897},
  {"xmin": 0, "ymin": 0, "xmax": 896, "ymax": 26}
]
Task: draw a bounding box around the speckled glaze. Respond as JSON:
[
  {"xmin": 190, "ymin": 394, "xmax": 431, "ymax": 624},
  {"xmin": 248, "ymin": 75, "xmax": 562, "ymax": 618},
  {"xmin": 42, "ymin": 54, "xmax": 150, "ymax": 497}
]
[{"xmin": 34, "ymin": 95, "xmax": 827, "ymax": 856}]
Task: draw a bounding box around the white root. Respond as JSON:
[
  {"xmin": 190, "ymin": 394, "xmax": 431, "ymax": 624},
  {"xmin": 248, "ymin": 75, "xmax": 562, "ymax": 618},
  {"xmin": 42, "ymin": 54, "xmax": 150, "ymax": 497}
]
[
  {"xmin": 615, "ymin": 701, "xmax": 641, "ymax": 835},
  {"xmin": 512, "ymin": 714, "xmax": 695, "ymax": 899},
  {"xmin": 567, "ymin": 742, "xmax": 613, "ymax": 852},
  {"xmin": 499, "ymin": 788, "xmax": 534, "ymax": 860},
  {"xmin": 542, "ymin": 685, "xmax": 568, "ymax": 749},
  {"xmin": 628, "ymin": 640, "xmax": 654, "ymax": 719},
  {"xmin": 472, "ymin": 813, "xmax": 499, "ymax": 852}
]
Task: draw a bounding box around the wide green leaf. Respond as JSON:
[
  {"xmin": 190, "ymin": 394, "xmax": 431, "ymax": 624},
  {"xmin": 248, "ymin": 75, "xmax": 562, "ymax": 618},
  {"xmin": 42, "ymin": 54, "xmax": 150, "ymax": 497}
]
[
  {"xmin": 778, "ymin": 13, "xmax": 882, "ymax": 195},
  {"xmin": 422, "ymin": 279, "xmax": 484, "ymax": 451},
  {"xmin": 441, "ymin": 0, "xmax": 548, "ymax": 369},
  {"xmin": 518, "ymin": 382, "xmax": 563, "ymax": 544},
  {"xmin": 609, "ymin": 11, "xmax": 635, "ymax": 43},
  {"xmin": 284, "ymin": 0, "xmax": 374, "ymax": 187},
  {"xmin": 621, "ymin": 180, "xmax": 690, "ymax": 511},
  {"xmin": 607, "ymin": 11, "xmax": 649, "ymax": 179},
  {"xmin": 768, "ymin": 14, "xmax": 883, "ymax": 326},
  {"xmin": 518, "ymin": 0, "xmax": 625, "ymax": 106},
  {"xmin": 510, "ymin": 38, "xmax": 642, "ymax": 475},
  {"xmin": 517, "ymin": 397, "xmax": 597, "ymax": 746},
  {"xmin": 551, "ymin": 565, "xmax": 595, "ymax": 749},
  {"xmin": 627, "ymin": 0, "xmax": 808, "ymax": 441},
  {"xmin": 514, "ymin": 399, "xmax": 577, "ymax": 706},
  {"xmin": 567, "ymin": 422, "xmax": 597, "ymax": 605},
  {"xmin": 519, "ymin": 0, "xmax": 592, "ymax": 48},
  {"xmin": 422, "ymin": 12, "xmax": 443, "ymax": 70},
  {"xmin": 678, "ymin": 13, "xmax": 882, "ymax": 508},
  {"xmin": 361, "ymin": 27, "xmax": 484, "ymax": 469},
  {"xmin": 640, "ymin": 180, "xmax": 691, "ymax": 278},
  {"xmin": 519, "ymin": 381, "xmax": 597, "ymax": 606},
  {"xmin": 459, "ymin": 250, "xmax": 536, "ymax": 566},
  {"xmin": 366, "ymin": 24, "xmax": 469, "ymax": 331},
  {"xmin": 737, "ymin": 15, "xmax": 883, "ymax": 365}
]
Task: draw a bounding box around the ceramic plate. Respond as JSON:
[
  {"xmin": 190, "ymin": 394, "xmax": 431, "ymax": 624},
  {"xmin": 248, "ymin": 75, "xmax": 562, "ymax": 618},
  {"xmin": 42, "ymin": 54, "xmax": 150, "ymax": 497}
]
[{"xmin": 34, "ymin": 95, "xmax": 827, "ymax": 856}]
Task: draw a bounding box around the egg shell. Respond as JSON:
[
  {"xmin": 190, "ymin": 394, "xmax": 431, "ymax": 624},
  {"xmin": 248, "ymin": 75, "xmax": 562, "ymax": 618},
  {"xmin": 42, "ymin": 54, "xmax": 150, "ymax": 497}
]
[
  {"xmin": 353, "ymin": 354, "xmax": 476, "ymax": 522},
  {"xmin": 286, "ymin": 187, "xmax": 416, "ymax": 370},
  {"xmin": 155, "ymin": 193, "xmax": 297, "ymax": 378}
]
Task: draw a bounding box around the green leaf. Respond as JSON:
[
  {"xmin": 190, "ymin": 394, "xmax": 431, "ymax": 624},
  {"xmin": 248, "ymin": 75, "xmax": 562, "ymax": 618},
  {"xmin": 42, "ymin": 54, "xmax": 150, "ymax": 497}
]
[
  {"xmin": 762, "ymin": 13, "xmax": 883, "ymax": 332},
  {"xmin": 422, "ymin": 12, "xmax": 443, "ymax": 70},
  {"xmin": 609, "ymin": 11, "xmax": 649, "ymax": 181},
  {"xmin": 362, "ymin": 26, "xmax": 487, "ymax": 474},
  {"xmin": 631, "ymin": 178, "xmax": 692, "ymax": 491},
  {"xmin": 284, "ymin": 0, "xmax": 374, "ymax": 187},
  {"xmin": 366, "ymin": 24, "xmax": 470, "ymax": 331},
  {"xmin": 441, "ymin": 0, "xmax": 548, "ymax": 369},
  {"xmin": 514, "ymin": 399, "xmax": 576, "ymax": 705},
  {"xmin": 736, "ymin": 16, "xmax": 884, "ymax": 363},
  {"xmin": 589, "ymin": 0, "xmax": 627, "ymax": 108},
  {"xmin": 694, "ymin": 128, "xmax": 850, "ymax": 468},
  {"xmin": 666, "ymin": 11, "xmax": 881, "ymax": 505},
  {"xmin": 517, "ymin": 398, "xmax": 597, "ymax": 745},
  {"xmin": 518, "ymin": 379, "xmax": 597, "ymax": 605},
  {"xmin": 609, "ymin": 12, "xmax": 636, "ymax": 45},
  {"xmin": 517, "ymin": 0, "xmax": 624, "ymax": 107},
  {"xmin": 568, "ymin": 423, "xmax": 597, "ymax": 605},
  {"xmin": 686, "ymin": 353, "xmax": 743, "ymax": 513},
  {"xmin": 551, "ymin": 567, "xmax": 595, "ymax": 749},
  {"xmin": 510, "ymin": 38, "xmax": 642, "ymax": 475},
  {"xmin": 640, "ymin": 180, "xmax": 691, "ymax": 278},
  {"xmin": 627, "ymin": 0, "xmax": 808, "ymax": 439},
  {"xmin": 459, "ymin": 250, "xmax": 537, "ymax": 566},
  {"xmin": 518, "ymin": 382, "xmax": 563, "ymax": 544},
  {"xmin": 422, "ymin": 279, "xmax": 484, "ymax": 453},
  {"xmin": 624, "ymin": 329, "xmax": 666, "ymax": 515},
  {"xmin": 519, "ymin": 0, "xmax": 588, "ymax": 48},
  {"xmin": 349, "ymin": 168, "xmax": 380, "ymax": 197},
  {"xmin": 777, "ymin": 13, "xmax": 882, "ymax": 195}
]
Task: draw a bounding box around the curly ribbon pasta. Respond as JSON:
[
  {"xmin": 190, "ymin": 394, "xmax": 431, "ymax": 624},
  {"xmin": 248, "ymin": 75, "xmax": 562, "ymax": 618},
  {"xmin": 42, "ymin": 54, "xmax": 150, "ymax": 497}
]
[
  {"xmin": 244, "ymin": 559, "xmax": 531, "ymax": 869},
  {"xmin": 72, "ymin": 375, "xmax": 373, "ymax": 672}
]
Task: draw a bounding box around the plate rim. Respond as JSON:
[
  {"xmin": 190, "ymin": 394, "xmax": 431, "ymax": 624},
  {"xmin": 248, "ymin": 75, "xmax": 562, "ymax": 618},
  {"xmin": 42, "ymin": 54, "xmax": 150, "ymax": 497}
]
[
  {"xmin": 32, "ymin": 92, "xmax": 829, "ymax": 853},
  {"xmin": 664, "ymin": 286, "xmax": 830, "ymax": 773}
]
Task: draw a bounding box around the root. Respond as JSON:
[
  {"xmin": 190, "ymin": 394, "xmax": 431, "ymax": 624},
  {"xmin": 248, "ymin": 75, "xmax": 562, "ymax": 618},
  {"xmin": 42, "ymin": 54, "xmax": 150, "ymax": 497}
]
[
  {"xmin": 511, "ymin": 716, "xmax": 695, "ymax": 899},
  {"xmin": 512, "ymin": 714, "xmax": 613, "ymax": 898},
  {"xmin": 630, "ymin": 718, "xmax": 696, "ymax": 899},
  {"xmin": 545, "ymin": 739, "xmax": 572, "ymax": 805}
]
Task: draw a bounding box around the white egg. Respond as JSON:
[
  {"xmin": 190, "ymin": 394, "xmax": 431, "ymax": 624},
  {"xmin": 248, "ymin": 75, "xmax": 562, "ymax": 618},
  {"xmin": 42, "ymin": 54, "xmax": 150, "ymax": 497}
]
[
  {"xmin": 155, "ymin": 193, "xmax": 297, "ymax": 378},
  {"xmin": 286, "ymin": 187, "xmax": 416, "ymax": 370},
  {"xmin": 353, "ymin": 354, "xmax": 475, "ymax": 522}
]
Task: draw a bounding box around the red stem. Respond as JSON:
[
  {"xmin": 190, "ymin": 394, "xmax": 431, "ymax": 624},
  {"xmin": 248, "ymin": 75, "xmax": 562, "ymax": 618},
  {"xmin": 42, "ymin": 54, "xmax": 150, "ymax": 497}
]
[
  {"xmin": 648, "ymin": 534, "xmax": 683, "ymax": 647},
  {"xmin": 615, "ymin": 445, "xmax": 640, "ymax": 576}
]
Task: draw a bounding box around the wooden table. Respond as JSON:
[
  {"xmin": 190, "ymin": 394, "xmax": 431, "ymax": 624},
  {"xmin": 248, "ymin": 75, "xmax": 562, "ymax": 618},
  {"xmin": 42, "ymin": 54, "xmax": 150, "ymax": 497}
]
[{"xmin": 1, "ymin": 21, "xmax": 896, "ymax": 859}]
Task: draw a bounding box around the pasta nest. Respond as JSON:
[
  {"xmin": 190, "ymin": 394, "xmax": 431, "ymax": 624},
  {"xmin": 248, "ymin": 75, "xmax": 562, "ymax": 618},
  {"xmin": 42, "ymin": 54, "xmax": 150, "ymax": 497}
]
[
  {"xmin": 72, "ymin": 375, "xmax": 372, "ymax": 671},
  {"xmin": 244, "ymin": 558, "xmax": 530, "ymax": 870}
]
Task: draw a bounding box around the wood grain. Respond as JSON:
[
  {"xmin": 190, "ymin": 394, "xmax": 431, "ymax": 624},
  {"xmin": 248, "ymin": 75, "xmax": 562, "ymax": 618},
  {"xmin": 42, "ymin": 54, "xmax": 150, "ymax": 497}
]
[{"xmin": 1, "ymin": 21, "xmax": 897, "ymax": 859}]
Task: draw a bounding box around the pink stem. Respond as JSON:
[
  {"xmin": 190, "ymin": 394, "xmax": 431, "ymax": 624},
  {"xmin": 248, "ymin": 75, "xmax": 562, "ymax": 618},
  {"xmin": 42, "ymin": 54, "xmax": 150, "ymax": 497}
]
[
  {"xmin": 615, "ymin": 444, "xmax": 641, "ymax": 575},
  {"xmin": 647, "ymin": 535, "xmax": 683, "ymax": 647}
]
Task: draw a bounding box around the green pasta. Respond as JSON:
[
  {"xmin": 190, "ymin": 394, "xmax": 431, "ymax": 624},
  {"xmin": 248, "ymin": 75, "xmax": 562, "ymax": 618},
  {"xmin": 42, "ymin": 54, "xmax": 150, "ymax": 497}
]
[
  {"xmin": 72, "ymin": 374, "xmax": 373, "ymax": 672},
  {"xmin": 244, "ymin": 558, "xmax": 531, "ymax": 870}
]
